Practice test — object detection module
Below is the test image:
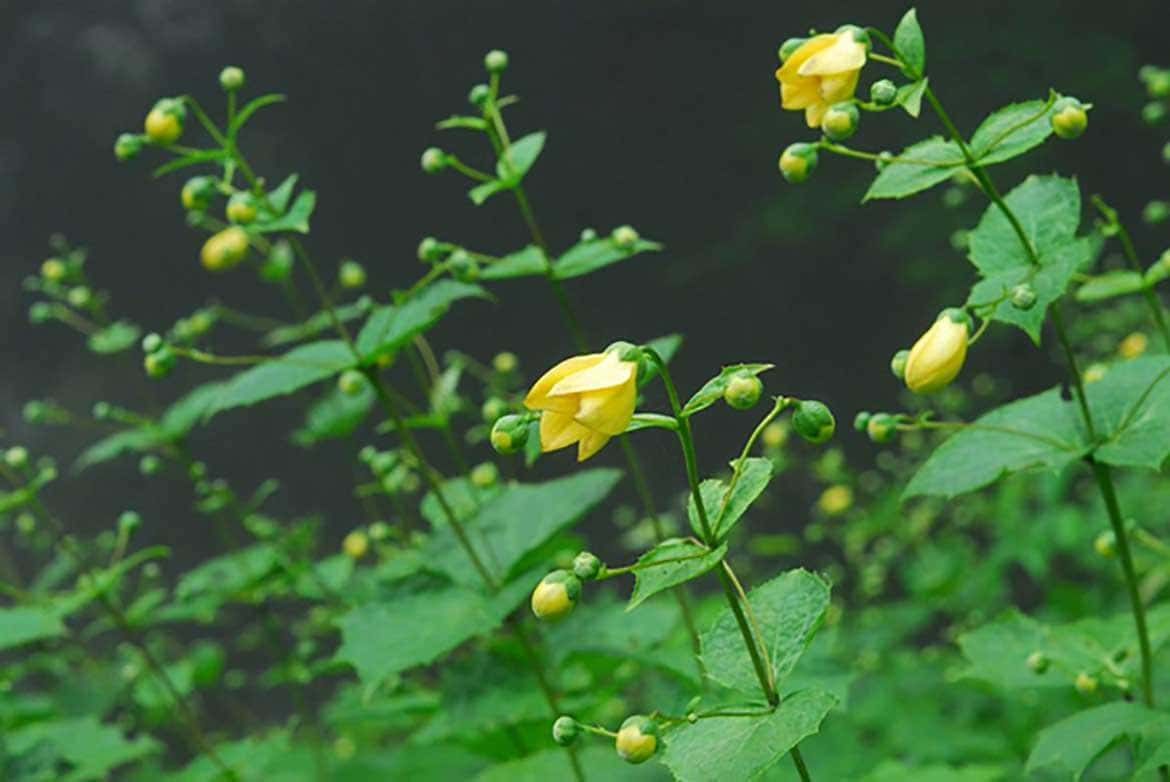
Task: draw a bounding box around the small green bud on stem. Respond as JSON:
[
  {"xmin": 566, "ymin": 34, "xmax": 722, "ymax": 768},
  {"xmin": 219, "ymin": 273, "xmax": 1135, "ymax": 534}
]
[
  {"xmin": 779, "ymin": 142, "xmax": 818, "ymax": 184},
  {"xmin": 792, "ymin": 400, "xmax": 835, "ymax": 444},
  {"xmin": 219, "ymin": 66, "xmax": 245, "ymax": 91},
  {"xmin": 724, "ymin": 372, "xmax": 764, "ymax": 410}
]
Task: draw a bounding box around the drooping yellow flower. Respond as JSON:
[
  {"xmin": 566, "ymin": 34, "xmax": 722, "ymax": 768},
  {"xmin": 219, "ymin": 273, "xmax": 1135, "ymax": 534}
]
[
  {"xmin": 776, "ymin": 30, "xmax": 868, "ymax": 128},
  {"xmin": 524, "ymin": 351, "xmax": 637, "ymax": 462},
  {"xmin": 904, "ymin": 309, "xmax": 971, "ymax": 395}
]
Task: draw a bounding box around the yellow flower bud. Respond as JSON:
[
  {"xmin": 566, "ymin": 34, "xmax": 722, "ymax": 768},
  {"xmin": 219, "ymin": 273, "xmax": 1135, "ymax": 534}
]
[
  {"xmin": 1051, "ymin": 97, "xmax": 1089, "ymax": 140},
  {"xmin": 1094, "ymin": 530, "xmax": 1116, "ymax": 558},
  {"xmin": 817, "ymin": 484, "xmax": 853, "ymax": 516},
  {"xmin": 524, "ymin": 350, "xmax": 638, "ymax": 462},
  {"xmin": 1074, "ymin": 672, "xmax": 1099, "ymax": 695},
  {"xmin": 41, "ymin": 258, "xmax": 67, "ymax": 282},
  {"xmin": 779, "ymin": 143, "xmax": 818, "ymax": 184},
  {"xmin": 226, "ymin": 193, "xmax": 259, "ymax": 225},
  {"xmin": 342, "ymin": 530, "xmax": 369, "ymax": 559},
  {"xmin": 775, "ymin": 30, "xmax": 867, "ymax": 128},
  {"xmin": 530, "ymin": 570, "xmax": 580, "ymax": 621},
  {"xmin": 493, "ymin": 351, "xmax": 519, "ymax": 374},
  {"xmin": 615, "ymin": 715, "xmax": 658, "ymax": 764},
  {"xmin": 761, "ymin": 422, "xmax": 788, "ymax": 448},
  {"xmin": 1118, "ymin": 332, "xmax": 1148, "ymax": 360},
  {"xmin": 144, "ymin": 99, "xmax": 186, "ymax": 145},
  {"xmin": 1083, "ymin": 363, "xmax": 1108, "ymax": 384},
  {"xmin": 904, "ymin": 309, "xmax": 971, "ymax": 395},
  {"xmin": 200, "ymin": 227, "xmax": 250, "ymax": 272}
]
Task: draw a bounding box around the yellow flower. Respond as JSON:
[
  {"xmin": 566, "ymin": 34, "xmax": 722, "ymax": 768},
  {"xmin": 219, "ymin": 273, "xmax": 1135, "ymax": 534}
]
[
  {"xmin": 776, "ymin": 30, "xmax": 867, "ymax": 128},
  {"xmin": 818, "ymin": 484, "xmax": 853, "ymax": 516},
  {"xmin": 615, "ymin": 715, "xmax": 658, "ymax": 764},
  {"xmin": 524, "ymin": 351, "xmax": 637, "ymax": 462},
  {"xmin": 904, "ymin": 309, "xmax": 970, "ymax": 395},
  {"xmin": 530, "ymin": 570, "xmax": 580, "ymax": 621},
  {"xmin": 1118, "ymin": 332, "xmax": 1148, "ymax": 360}
]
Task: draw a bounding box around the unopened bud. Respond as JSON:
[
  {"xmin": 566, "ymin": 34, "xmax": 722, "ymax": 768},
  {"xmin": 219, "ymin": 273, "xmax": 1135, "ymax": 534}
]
[
  {"xmin": 1010, "ymin": 283, "xmax": 1037, "ymax": 310},
  {"xmin": 724, "ymin": 372, "xmax": 763, "ymax": 410},
  {"xmin": 470, "ymin": 461, "xmax": 499, "ymax": 488},
  {"xmin": 338, "ymin": 260, "xmax": 367, "ymax": 289},
  {"xmin": 572, "ymin": 551, "xmax": 603, "ymax": 580},
  {"xmin": 484, "ymin": 49, "xmax": 509, "ymax": 73},
  {"xmin": 343, "ymin": 530, "xmax": 370, "ymax": 560},
  {"xmin": 615, "ymin": 715, "xmax": 658, "ymax": 764},
  {"xmin": 181, "ymin": 176, "xmax": 218, "ymax": 212},
  {"xmin": 779, "ymin": 142, "xmax": 818, "ymax": 184},
  {"xmin": 491, "ymin": 414, "xmax": 529, "ymax": 455},
  {"xmin": 201, "ymin": 227, "xmax": 250, "ymax": 272},
  {"xmin": 226, "ymin": 193, "xmax": 259, "ymax": 225},
  {"xmin": 552, "ymin": 716, "xmax": 580, "ymax": 746},
  {"xmin": 889, "ymin": 349, "xmax": 909, "ymax": 381},
  {"xmin": 421, "ymin": 147, "xmax": 447, "ymax": 174},
  {"xmin": 778, "ymin": 37, "xmax": 807, "ymax": 62},
  {"xmin": 821, "ymin": 102, "xmax": 860, "ymax": 142},
  {"xmin": 1051, "ymin": 97, "xmax": 1088, "ymax": 140},
  {"xmin": 611, "ymin": 225, "xmax": 639, "ymax": 249},
  {"xmin": 866, "ymin": 413, "xmax": 898, "ymax": 444},
  {"xmin": 1026, "ymin": 651, "xmax": 1049, "ymax": 674},
  {"xmin": 144, "ymin": 98, "xmax": 186, "ymax": 145},
  {"xmin": 792, "ymin": 400, "xmax": 835, "ymax": 444},
  {"xmin": 1094, "ymin": 530, "xmax": 1116, "ymax": 558},
  {"xmin": 219, "ymin": 66, "xmax": 245, "ymax": 92},
  {"xmin": 338, "ymin": 369, "xmax": 368, "ymax": 397},
  {"xmin": 1074, "ymin": 672, "xmax": 1099, "ymax": 695},
  {"xmin": 114, "ymin": 133, "xmax": 144, "ymax": 162},
  {"xmin": 870, "ymin": 79, "xmax": 898, "ymax": 106},
  {"xmin": 531, "ymin": 570, "xmax": 580, "ymax": 621}
]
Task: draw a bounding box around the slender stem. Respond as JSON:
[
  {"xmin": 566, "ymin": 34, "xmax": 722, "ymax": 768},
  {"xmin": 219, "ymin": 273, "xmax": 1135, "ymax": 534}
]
[
  {"xmin": 1091, "ymin": 196, "xmax": 1170, "ymax": 350},
  {"xmin": 721, "ymin": 561, "xmax": 777, "ymax": 698},
  {"xmin": 791, "ymin": 747, "xmax": 814, "ymax": 782}
]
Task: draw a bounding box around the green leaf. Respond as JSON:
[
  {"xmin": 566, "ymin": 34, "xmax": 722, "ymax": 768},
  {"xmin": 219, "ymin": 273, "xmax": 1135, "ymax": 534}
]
[
  {"xmin": 261, "ymin": 298, "xmax": 373, "ymax": 348},
  {"xmin": 893, "ymin": 8, "xmax": 926, "ymax": 78},
  {"xmin": 680, "ymin": 363, "xmax": 773, "ymax": 417},
  {"xmin": 496, "ymin": 131, "xmax": 546, "ymax": 183},
  {"xmin": 159, "ymin": 380, "xmax": 230, "ymax": 438},
  {"xmin": 175, "ymin": 544, "xmax": 280, "ymax": 603},
  {"xmin": 479, "ymin": 245, "xmax": 548, "ymax": 280},
  {"xmin": 970, "ymin": 97, "xmax": 1059, "ymax": 166},
  {"xmin": 863, "ymin": 137, "xmax": 963, "ymax": 201},
  {"xmin": 74, "ymin": 428, "xmax": 166, "ymax": 472},
  {"xmin": 436, "ymin": 114, "xmax": 490, "ymax": 131},
  {"xmin": 1087, "ymin": 355, "xmax": 1170, "ymax": 470},
  {"xmin": 687, "ymin": 457, "xmax": 774, "ymax": 540},
  {"xmin": 898, "ymin": 78, "xmax": 928, "ymax": 118},
  {"xmin": 266, "ymin": 174, "xmax": 299, "ymax": 214},
  {"xmin": 662, "ymin": 688, "xmax": 837, "ymax": 782},
  {"xmin": 205, "ymin": 340, "xmax": 355, "ymax": 420},
  {"xmin": 903, "ymin": 387, "xmax": 1085, "ymax": 500},
  {"xmin": 356, "ymin": 280, "xmax": 489, "ymax": 361},
  {"xmin": 292, "ymin": 383, "xmax": 375, "ymax": 447},
  {"xmin": 229, "ymin": 93, "xmax": 287, "ymax": 135},
  {"xmin": 1027, "ymin": 702, "xmax": 1170, "ymax": 779},
  {"xmin": 543, "ymin": 593, "xmax": 682, "ymax": 667},
  {"xmin": 1076, "ymin": 270, "xmax": 1147, "ymax": 302},
  {"xmin": 0, "ymin": 605, "xmax": 67, "ymax": 651},
  {"xmin": 87, "ymin": 320, "xmax": 141, "ymax": 354},
  {"xmin": 6, "ymin": 716, "xmax": 161, "ymax": 782},
  {"xmin": 475, "ymin": 747, "xmax": 660, "ymax": 782},
  {"xmin": 255, "ymin": 190, "xmax": 316, "ymax": 234},
  {"xmin": 468, "ymin": 179, "xmax": 508, "ymax": 205},
  {"xmin": 627, "ymin": 538, "xmax": 727, "ymax": 611},
  {"xmin": 552, "ymin": 236, "xmax": 663, "ymax": 280},
  {"xmin": 151, "ymin": 148, "xmax": 228, "ymax": 178},
  {"xmin": 639, "ymin": 332, "xmax": 684, "ymax": 386},
  {"xmin": 425, "ymin": 469, "xmax": 623, "ymax": 585},
  {"xmin": 862, "ymin": 761, "xmax": 1008, "ymax": 782},
  {"xmin": 701, "ymin": 569, "xmax": 831, "ymax": 695}
]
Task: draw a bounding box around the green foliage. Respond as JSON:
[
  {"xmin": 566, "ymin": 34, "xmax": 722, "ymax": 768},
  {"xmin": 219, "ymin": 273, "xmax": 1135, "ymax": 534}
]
[
  {"xmin": 864, "ymin": 137, "xmax": 963, "ymax": 201},
  {"xmin": 627, "ymin": 539, "xmax": 727, "ymax": 610}
]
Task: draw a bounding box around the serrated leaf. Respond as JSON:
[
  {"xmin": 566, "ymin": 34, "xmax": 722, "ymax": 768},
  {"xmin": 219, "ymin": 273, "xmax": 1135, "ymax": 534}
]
[
  {"xmin": 292, "ymin": 383, "xmax": 375, "ymax": 447},
  {"xmin": 628, "ymin": 539, "xmax": 727, "ymax": 610},
  {"xmin": 74, "ymin": 428, "xmax": 167, "ymax": 472},
  {"xmin": 355, "ymin": 280, "xmax": 488, "ymax": 361},
  {"xmin": 6, "ymin": 716, "xmax": 161, "ymax": 782},
  {"xmin": 260, "ymin": 298, "xmax": 373, "ymax": 348},
  {"xmin": 968, "ymin": 174, "xmax": 1082, "ymax": 275},
  {"xmin": 87, "ymin": 320, "xmax": 141, "ymax": 354},
  {"xmin": 475, "ymin": 746, "xmax": 660, "ymax": 782},
  {"xmin": 687, "ymin": 457, "xmax": 774, "ymax": 540},
  {"xmin": 680, "ymin": 364, "xmax": 773, "ymax": 417},
  {"xmin": 970, "ymin": 97, "xmax": 1059, "ymax": 166},
  {"xmin": 205, "ymin": 340, "xmax": 355, "ymax": 420},
  {"xmin": 496, "ymin": 131, "xmax": 546, "ymax": 183},
  {"xmin": 662, "ymin": 688, "xmax": 837, "ymax": 782},
  {"xmin": 862, "ymin": 761, "xmax": 1008, "ymax": 782},
  {"xmin": 1076, "ymin": 270, "xmax": 1147, "ymax": 302},
  {"xmin": 0, "ymin": 605, "xmax": 67, "ymax": 651},
  {"xmin": 1088, "ymin": 355, "xmax": 1170, "ymax": 469},
  {"xmin": 255, "ymin": 189, "xmax": 316, "ymax": 234},
  {"xmin": 159, "ymin": 380, "xmax": 230, "ymax": 438},
  {"xmin": 864, "ymin": 137, "xmax": 963, "ymax": 201},
  {"xmin": 552, "ymin": 236, "xmax": 663, "ymax": 280},
  {"xmin": 545, "ymin": 593, "xmax": 680, "ymax": 666},
  {"xmin": 480, "ymin": 245, "xmax": 549, "ymax": 280},
  {"xmin": 1027, "ymin": 702, "xmax": 1170, "ymax": 779},
  {"xmin": 702, "ymin": 569, "xmax": 831, "ymax": 695},
  {"xmin": 893, "ymin": 8, "xmax": 926, "ymax": 78}
]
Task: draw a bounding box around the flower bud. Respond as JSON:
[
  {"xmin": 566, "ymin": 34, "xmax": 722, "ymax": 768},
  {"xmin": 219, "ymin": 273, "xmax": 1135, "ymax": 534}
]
[
  {"xmin": 219, "ymin": 66, "xmax": 245, "ymax": 91},
  {"xmin": 114, "ymin": 133, "xmax": 144, "ymax": 162},
  {"xmin": 484, "ymin": 49, "xmax": 509, "ymax": 73},
  {"xmin": 1010, "ymin": 283, "xmax": 1037, "ymax": 310},
  {"xmin": 552, "ymin": 716, "xmax": 580, "ymax": 747},
  {"xmin": 778, "ymin": 37, "xmax": 807, "ymax": 62},
  {"xmin": 118, "ymin": 510, "xmax": 142, "ymax": 534},
  {"xmin": 368, "ymin": 521, "xmax": 391, "ymax": 541},
  {"xmin": 226, "ymin": 193, "xmax": 259, "ymax": 225},
  {"xmin": 491, "ymin": 414, "xmax": 529, "ymax": 455},
  {"xmin": 262, "ymin": 240, "xmax": 295, "ymax": 282},
  {"xmin": 835, "ymin": 24, "xmax": 872, "ymax": 51},
  {"xmin": 1094, "ymin": 530, "xmax": 1116, "ymax": 558},
  {"xmin": 468, "ymin": 83, "xmax": 491, "ymax": 107},
  {"xmin": 792, "ymin": 400, "xmax": 835, "ymax": 444},
  {"xmin": 5, "ymin": 446, "xmax": 29, "ymax": 470},
  {"xmin": 761, "ymin": 422, "xmax": 787, "ymax": 448},
  {"xmin": 1119, "ymin": 332, "xmax": 1148, "ymax": 360},
  {"xmin": 853, "ymin": 411, "xmax": 871, "ymax": 432},
  {"xmin": 1143, "ymin": 101, "xmax": 1167, "ymax": 126},
  {"xmin": 1147, "ymin": 70, "xmax": 1170, "ymax": 99},
  {"xmin": 144, "ymin": 346, "xmax": 177, "ymax": 379},
  {"xmin": 470, "ymin": 461, "xmax": 499, "ymax": 488},
  {"xmin": 338, "ymin": 369, "xmax": 368, "ymax": 397},
  {"xmin": 1163, "ymin": 141, "xmax": 1170, "ymax": 165},
  {"xmin": 724, "ymin": 372, "xmax": 763, "ymax": 410},
  {"xmin": 1143, "ymin": 200, "xmax": 1170, "ymax": 225},
  {"xmin": 817, "ymin": 484, "xmax": 853, "ymax": 515},
  {"xmin": 142, "ymin": 332, "xmax": 164, "ymax": 354},
  {"xmin": 28, "ymin": 302, "xmax": 52, "ymax": 324},
  {"xmin": 144, "ymin": 98, "xmax": 186, "ymax": 145},
  {"xmin": 41, "ymin": 258, "xmax": 67, "ymax": 282},
  {"xmin": 67, "ymin": 287, "xmax": 91, "ymax": 308},
  {"xmin": 201, "ymin": 227, "xmax": 250, "ymax": 272},
  {"xmin": 866, "ymin": 413, "xmax": 898, "ymax": 444},
  {"xmin": 447, "ymin": 249, "xmax": 479, "ymax": 282},
  {"xmin": 493, "ymin": 351, "xmax": 519, "ymax": 374},
  {"xmin": 611, "ymin": 225, "xmax": 639, "ymax": 249},
  {"xmin": 1084, "ymin": 363, "xmax": 1108, "ymax": 384},
  {"xmin": 1075, "ymin": 672, "xmax": 1099, "ymax": 695},
  {"xmin": 338, "ymin": 260, "xmax": 367, "ymax": 289},
  {"xmin": 779, "ymin": 143, "xmax": 818, "ymax": 184},
  {"xmin": 181, "ymin": 176, "xmax": 218, "ymax": 212},
  {"xmin": 417, "ymin": 236, "xmax": 446, "ymax": 262},
  {"xmin": 889, "ymin": 349, "xmax": 909, "ymax": 381},
  {"xmin": 821, "ymin": 102, "xmax": 860, "ymax": 142},
  {"xmin": 530, "ymin": 570, "xmax": 580, "ymax": 621},
  {"xmin": 481, "ymin": 397, "xmax": 508, "ymax": 423},
  {"xmin": 92, "ymin": 401, "xmax": 112, "ymax": 421},
  {"xmin": 615, "ymin": 715, "xmax": 658, "ymax": 764},
  {"xmin": 1051, "ymin": 97, "xmax": 1088, "ymax": 139},
  {"xmin": 870, "ymin": 79, "xmax": 898, "ymax": 106},
  {"xmin": 139, "ymin": 455, "xmax": 162, "ymax": 475},
  {"xmin": 420, "ymin": 147, "xmax": 447, "ymax": 174},
  {"xmin": 904, "ymin": 308, "xmax": 971, "ymax": 395},
  {"xmin": 343, "ymin": 530, "xmax": 369, "ymax": 560},
  {"xmin": 572, "ymin": 551, "xmax": 603, "ymax": 581},
  {"xmin": 1026, "ymin": 651, "xmax": 1049, "ymax": 674}
]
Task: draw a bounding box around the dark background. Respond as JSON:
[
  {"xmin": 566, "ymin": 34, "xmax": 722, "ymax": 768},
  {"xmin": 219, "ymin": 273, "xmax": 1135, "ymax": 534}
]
[{"xmin": 1, "ymin": 1, "xmax": 1168, "ymax": 557}]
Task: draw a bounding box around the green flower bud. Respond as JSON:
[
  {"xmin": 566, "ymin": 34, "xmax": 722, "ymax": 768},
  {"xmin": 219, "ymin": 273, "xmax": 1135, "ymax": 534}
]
[
  {"xmin": 201, "ymin": 226, "xmax": 250, "ymax": 272},
  {"xmin": 114, "ymin": 133, "xmax": 144, "ymax": 162},
  {"xmin": 23, "ymin": 401, "xmax": 47, "ymax": 424},
  {"xmin": 615, "ymin": 715, "xmax": 658, "ymax": 764},
  {"xmin": 778, "ymin": 37, "xmax": 807, "ymax": 62},
  {"xmin": 779, "ymin": 142, "xmax": 818, "ymax": 184},
  {"xmin": 188, "ymin": 461, "xmax": 207, "ymax": 481},
  {"xmin": 1010, "ymin": 283, "xmax": 1037, "ymax": 310},
  {"xmin": 92, "ymin": 401, "xmax": 112, "ymax": 421},
  {"xmin": 338, "ymin": 369, "xmax": 369, "ymax": 397},
  {"xmin": 484, "ymin": 49, "xmax": 509, "ymax": 73},
  {"xmin": 118, "ymin": 510, "xmax": 142, "ymax": 534},
  {"xmin": 447, "ymin": 249, "xmax": 479, "ymax": 282},
  {"xmin": 417, "ymin": 236, "xmax": 446, "ymax": 262},
  {"xmin": 67, "ymin": 286, "xmax": 91, "ymax": 308},
  {"xmin": 870, "ymin": 79, "xmax": 898, "ymax": 106},
  {"xmin": 141, "ymin": 332, "xmax": 164, "ymax": 354},
  {"xmin": 28, "ymin": 302, "xmax": 53, "ymax": 323},
  {"xmin": 853, "ymin": 411, "xmax": 871, "ymax": 433},
  {"xmin": 421, "ymin": 147, "xmax": 447, "ymax": 174},
  {"xmin": 482, "ymin": 397, "xmax": 508, "ymax": 423},
  {"xmin": 531, "ymin": 570, "xmax": 581, "ymax": 621},
  {"xmin": 338, "ymin": 259, "xmax": 367, "ymax": 289},
  {"xmin": 792, "ymin": 400, "xmax": 835, "ymax": 444},
  {"xmin": 491, "ymin": 414, "xmax": 529, "ymax": 455},
  {"xmin": 262, "ymin": 240, "xmax": 295, "ymax": 282},
  {"xmin": 16, "ymin": 513, "xmax": 36, "ymax": 535},
  {"xmin": 5, "ymin": 446, "xmax": 29, "ymax": 470},
  {"xmin": 1094, "ymin": 530, "xmax": 1116, "ymax": 558},
  {"xmin": 144, "ymin": 346, "xmax": 177, "ymax": 379},
  {"xmin": 468, "ymin": 83, "xmax": 491, "ymax": 107},
  {"xmin": 343, "ymin": 530, "xmax": 370, "ymax": 560},
  {"xmin": 369, "ymin": 451, "xmax": 396, "ymax": 476},
  {"xmin": 866, "ymin": 413, "xmax": 898, "ymax": 443},
  {"xmin": 139, "ymin": 455, "xmax": 162, "ymax": 476},
  {"xmin": 41, "ymin": 258, "xmax": 67, "ymax": 282},
  {"xmin": 761, "ymin": 422, "xmax": 787, "ymax": 448},
  {"xmin": 1143, "ymin": 200, "xmax": 1170, "ymax": 225},
  {"xmin": 181, "ymin": 176, "xmax": 218, "ymax": 211},
  {"xmin": 470, "ymin": 461, "xmax": 499, "ymax": 488},
  {"xmin": 1142, "ymin": 101, "xmax": 1168, "ymax": 126},
  {"xmin": 1162, "ymin": 141, "xmax": 1170, "ymax": 165},
  {"xmin": 889, "ymin": 349, "xmax": 910, "ymax": 381},
  {"xmin": 368, "ymin": 521, "xmax": 391, "ymax": 541},
  {"xmin": 226, "ymin": 192, "xmax": 259, "ymax": 225},
  {"xmin": 493, "ymin": 351, "xmax": 519, "ymax": 374},
  {"xmin": 1074, "ymin": 672, "xmax": 1098, "ymax": 695},
  {"xmin": 875, "ymin": 150, "xmax": 894, "ymax": 171},
  {"xmin": 190, "ymin": 642, "xmax": 226, "ymax": 688},
  {"xmin": 1026, "ymin": 651, "xmax": 1049, "ymax": 674},
  {"xmin": 579, "ymin": 227, "xmax": 598, "ymax": 241},
  {"xmin": 611, "ymin": 225, "xmax": 639, "ymax": 249},
  {"xmin": 1050, "ymin": 97, "xmax": 1088, "ymax": 139},
  {"xmin": 572, "ymin": 551, "xmax": 603, "ymax": 581},
  {"xmin": 1147, "ymin": 70, "xmax": 1170, "ymax": 99},
  {"xmin": 144, "ymin": 98, "xmax": 186, "ymax": 145},
  {"xmin": 219, "ymin": 66, "xmax": 245, "ymax": 91},
  {"xmin": 724, "ymin": 372, "xmax": 763, "ymax": 410},
  {"xmin": 821, "ymin": 102, "xmax": 860, "ymax": 142},
  {"xmin": 835, "ymin": 24, "xmax": 872, "ymax": 51},
  {"xmin": 552, "ymin": 716, "xmax": 580, "ymax": 747}
]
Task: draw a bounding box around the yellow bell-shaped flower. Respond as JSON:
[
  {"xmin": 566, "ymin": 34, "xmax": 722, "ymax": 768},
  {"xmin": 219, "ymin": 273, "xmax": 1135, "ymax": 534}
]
[
  {"xmin": 524, "ymin": 350, "xmax": 637, "ymax": 462},
  {"xmin": 775, "ymin": 30, "xmax": 868, "ymax": 128},
  {"xmin": 904, "ymin": 309, "xmax": 971, "ymax": 394}
]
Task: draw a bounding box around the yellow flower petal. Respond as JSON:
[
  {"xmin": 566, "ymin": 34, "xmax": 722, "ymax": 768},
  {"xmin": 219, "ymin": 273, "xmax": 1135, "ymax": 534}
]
[
  {"xmin": 540, "ymin": 410, "xmax": 589, "ymax": 452},
  {"xmin": 525, "ymin": 354, "xmax": 605, "ymax": 410},
  {"xmin": 547, "ymin": 352, "xmax": 634, "ymax": 396},
  {"xmin": 819, "ymin": 70, "xmax": 860, "ymax": 104},
  {"xmin": 781, "ymin": 79, "xmax": 821, "ymax": 110},
  {"xmin": 574, "ymin": 377, "xmax": 636, "ymax": 435},
  {"xmin": 576, "ymin": 430, "xmax": 611, "ymax": 462},
  {"xmin": 805, "ymin": 101, "xmax": 829, "ymax": 128},
  {"xmin": 777, "ymin": 34, "xmax": 836, "ymax": 81},
  {"xmin": 797, "ymin": 31, "xmax": 866, "ymax": 77}
]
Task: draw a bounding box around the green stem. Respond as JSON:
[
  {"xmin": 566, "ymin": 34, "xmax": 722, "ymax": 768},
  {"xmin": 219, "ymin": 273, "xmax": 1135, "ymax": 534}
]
[{"xmin": 1091, "ymin": 196, "xmax": 1170, "ymax": 350}]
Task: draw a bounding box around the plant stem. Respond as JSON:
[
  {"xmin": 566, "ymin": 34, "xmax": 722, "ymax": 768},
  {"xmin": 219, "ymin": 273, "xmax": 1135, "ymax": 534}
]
[{"xmin": 1090, "ymin": 196, "xmax": 1170, "ymax": 350}]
